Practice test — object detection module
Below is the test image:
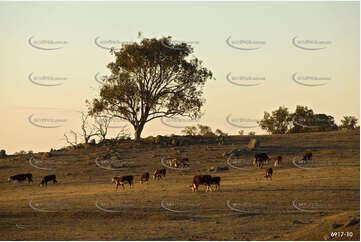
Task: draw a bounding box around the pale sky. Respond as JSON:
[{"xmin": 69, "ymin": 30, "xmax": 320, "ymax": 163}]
[{"xmin": 0, "ymin": 1, "xmax": 359, "ymax": 154}]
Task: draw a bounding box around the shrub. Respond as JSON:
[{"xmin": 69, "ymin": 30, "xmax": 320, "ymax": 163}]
[
  {"xmin": 144, "ymin": 136, "xmax": 155, "ymax": 143},
  {"xmin": 0, "ymin": 149, "xmax": 6, "ymax": 159},
  {"xmin": 215, "ymin": 129, "xmax": 228, "ymax": 136}
]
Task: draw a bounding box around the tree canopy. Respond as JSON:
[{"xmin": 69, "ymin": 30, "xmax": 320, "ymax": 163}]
[
  {"xmin": 259, "ymin": 105, "xmax": 341, "ymax": 134},
  {"xmin": 87, "ymin": 36, "xmax": 213, "ymax": 141}
]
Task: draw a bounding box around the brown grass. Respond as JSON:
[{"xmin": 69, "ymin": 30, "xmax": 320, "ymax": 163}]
[{"xmin": 0, "ymin": 129, "xmax": 359, "ymax": 240}]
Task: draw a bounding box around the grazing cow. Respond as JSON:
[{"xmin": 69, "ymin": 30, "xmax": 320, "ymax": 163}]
[
  {"xmin": 210, "ymin": 176, "xmax": 221, "ymax": 191},
  {"xmin": 153, "ymin": 168, "xmax": 166, "ymax": 180},
  {"xmin": 140, "ymin": 172, "xmax": 150, "ymax": 184},
  {"xmin": 8, "ymin": 173, "xmax": 33, "ymax": 184},
  {"xmin": 264, "ymin": 168, "xmax": 273, "ymax": 180},
  {"xmin": 169, "ymin": 158, "xmax": 190, "ymax": 168},
  {"xmin": 254, "ymin": 153, "xmax": 270, "ymax": 168},
  {"xmin": 274, "ymin": 155, "xmax": 282, "ymax": 167},
  {"xmin": 173, "ymin": 158, "xmax": 190, "ymax": 168},
  {"xmin": 40, "ymin": 174, "xmax": 57, "ymax": 187},
  {"xmin": 112, "ymin": 175, "xmax": 133, "ymax": 190},
  {"xmin": 302, "ymin": 151, "xmax": 312, "ymax": 161},
  {"xmin": 191, "ymin": 175, "xmax": 212, "ymax": 192}
]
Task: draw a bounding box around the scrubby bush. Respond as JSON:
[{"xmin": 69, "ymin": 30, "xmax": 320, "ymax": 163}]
[
  {"xmin": 144, "ymin": 136, "xmax": 155, "ymax": 143},
  {"xmin": 197, "ymin": 124, "xmax": 215, "ymax": 136},
  {"xmin": 171, "ymin": 138, "xmax": 179, "ymax": 146},
  {"xmin": 41, "ymin": 152, "xmax": 52, "ymax": 159},
  {"xmin": 76, "ymin": 144, "xmax": 85, "ymax": 149},
  {"xmin": 181, "ymin": 126, "xmax": 198, "ymax": 136},
  {"xmin": 14, "ymin": 150, "xmax": 26, "ymax": 155},
  {"xmin": 217, "ymin": 136, "xmax": 224, "ymax": 145},
  {"xmin": 181, "ymin": 124, "xmax": 216, "ymax": 136},
  {"xmin": 155, "ymin": 135, "xmax": 163, "ymax": 144},
  {"xmin": 340, "ymin": 116, "xmax": 359, "ymax": 130},
  {"xmin": 215, "ymin": 129, "xmax": 228, "ymax": 136},
  {"xmin": 0, "ymin": 149, "xmax": 6, "ymax": 159}
]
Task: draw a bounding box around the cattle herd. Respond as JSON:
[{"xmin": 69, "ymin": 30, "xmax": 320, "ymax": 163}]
[{"xmin": 7, "ymin": 151, "xmax": 313, "ymax": 192}]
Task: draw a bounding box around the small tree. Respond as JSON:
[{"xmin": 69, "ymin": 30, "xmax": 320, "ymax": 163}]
[
  {"xmin": 114, "ymin": 126, "xmax": 131, "ymax": 140},
  {"xmin": 289, "ymin": 106, "xmax": 338, "ymax": 133},
  {"xmin": 87, "ymin": 36, "xmax": 213, "ymax": 141},
  {"xmin": 215, "ymin": 129, "xmax": 228, "ymax": 136},
  {"xmin": 341, "ymin": 116, "xmax": 358, "ymax": 130},
  {"xmin": 64, "ymin": 130, "xmax": 78, "ymax": 147},
  {"xmin": 79, "ymin": 112, "xmax": 98, "ymax": 144},
  {"xmin": 288, "ymin": 105, "xmax": 315, "ymax": 133},
  {"xmin": 258, "ymin": 106, "xmax": 291, "ymax": 134},
  {"xmin": 181, "ymin": 126, "xmax": 198, "ymax": 136},
  {"xmin": 64, "ymin": 112, "xmax": 98, "ymax": 146},
  {"xmin": 94, "ymin": 116, "xmax": 112, "ymax": 142},
  {"xmin": 0, "ymin": 149, "xmax": 6, "ymax": 159},
  {"xmin": 197, "ymin": 124, "xmax": 215, "ymax": 136}
]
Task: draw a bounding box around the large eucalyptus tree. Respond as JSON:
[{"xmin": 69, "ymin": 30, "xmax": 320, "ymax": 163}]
[{"xmin": 87, "ymin": 36, "xmax": 213, "ymax": 141}]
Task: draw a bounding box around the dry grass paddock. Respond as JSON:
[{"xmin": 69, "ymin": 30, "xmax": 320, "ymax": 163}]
[{"xmin": 0, "ymin": 129, "xmax": 359, "ymax": 240}]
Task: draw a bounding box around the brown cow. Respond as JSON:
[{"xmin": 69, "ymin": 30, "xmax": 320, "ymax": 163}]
[
  {"xmin": 40, "ymin": 175, "xmax": 57, "ymax": 187},
  {"xmin": 191, "ymin": 175, "xmax": 212, "ymax": 192},
  {"xmin": 140, "ymin": 172, "xmax": 150, "ymax": 184},
  {"xmin": 302, "ymin": 151, "xmax": 312, "ymax": 161},
  {"xmin": 254, "ymin": 153, "xmax": 270, "ymax": 168},
  {"xmin": 112, "ymin": 175, "xmax": 133, "ymax": 190},
  {"xmin": 8, "ymin": 173, "xmax": 33, "ymax": 184},
  {"xmin": 210, "ymin": 176, "xmax": 221, "ymax": 191},
  {"xmin": 172, "ymin": 158, "xmax": 190, "ymax": 168},
  {"xmin": 274, "ymin": 155, "xmax": 282, "ymax": 167},
  {"xmin": 153, "ymin": 168, "xmax": 166, "ymax": 180},
  {"xmin": 264, "ymin": 168, "xmax": 273, "ymax": 180}
]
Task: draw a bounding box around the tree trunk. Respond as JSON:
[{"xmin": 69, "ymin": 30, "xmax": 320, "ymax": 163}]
[{"xmin": 134, "ymin": 123, "xmax": 145, "ymax": 142}]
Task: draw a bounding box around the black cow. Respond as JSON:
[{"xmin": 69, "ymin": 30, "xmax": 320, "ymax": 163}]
[
  {"xmin": 254, "ymin": 153, "xmax": 271, "ymax": 168},
  {"xmin": 210, "ymin": 176, "xmax": 221, "ymax": 191},
  {"xmin": 8, "ymin": 173, "xmax": 33, "ymax": 184}
]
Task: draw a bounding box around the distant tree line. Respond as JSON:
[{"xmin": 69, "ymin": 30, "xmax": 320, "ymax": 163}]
[{"xmin": 258, "ymin": 105, "xmax": 358, "ymax": 134}]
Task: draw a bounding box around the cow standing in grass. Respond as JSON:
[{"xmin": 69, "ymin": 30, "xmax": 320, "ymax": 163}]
[
  {"xmin": 264, "ymin": 168, "xmax": 273, "ymax": 181},
  {"xmin": 8, "ymin": 173, "xmax": 33, "ymax": 184},
  {"xmin": 40, "ymin": 175, "xmax": 58, "ymax": 187},
  {"xmin": 302, "ymin": 151, "xmax": 312, "ymax": 161},
  {"xmin": 274, "ymin": 155, "xmax": 282, "ymax": 167},
  {"xmin": 254, "ymin": 153, "xmax": 270, "ymax": 168},
  {"xmin": 112, "ymin": 175, "xmax": 133, "ymax": 190},
  {"xmin": 140, "ymin": 172, "xmax": 150, "ymax": 184},
  {"xmin": 210, "ymin": 176, "xmax": 221, "ymax": 191},
  {"xmin": 153, "ymin": 168, "xmax": 166, "ymax": 180},
  {"xmin": 191, "ymin": 175, "xmax": 212, "ymax": 192},
  {"xmin": 172, "ymin": 158, "xmax": 190, "ymax": 168}
]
